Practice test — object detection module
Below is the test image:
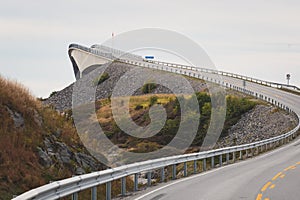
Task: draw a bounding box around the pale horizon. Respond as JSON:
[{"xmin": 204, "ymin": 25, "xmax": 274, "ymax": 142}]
[{"xmin": 1, "ymin": 0, "xmax": 300, "ymax": 97}]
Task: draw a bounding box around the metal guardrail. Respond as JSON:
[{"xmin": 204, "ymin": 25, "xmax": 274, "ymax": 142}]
[
  {"xmin": 13, "ymin": 45, "xmax": 300, "ymax": 200},
  {"xmin": 145, "ymin": 60, "xmax": 300, "ymax": 91},
  {"xmin": 69, "ymin": 43, "xmax": 299, "ymax": 91}
]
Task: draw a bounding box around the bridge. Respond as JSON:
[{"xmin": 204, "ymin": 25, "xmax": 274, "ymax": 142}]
[{"xmin": 13, "ymin": 44, "xmax": 300, "ymax": 200}]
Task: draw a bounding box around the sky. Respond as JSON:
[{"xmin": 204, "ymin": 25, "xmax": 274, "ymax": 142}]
[{"xmin": 1, "ymin": 0, "xmax": 300, "ymax": 98}]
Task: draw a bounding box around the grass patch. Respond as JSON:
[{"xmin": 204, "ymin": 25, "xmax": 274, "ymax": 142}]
[
  {"xmin": 142, "ymin": 82, "xmax": 157, "ymax": 94},
  {"xmin": 93, "ymin": 72, "xmax": 109, "ymax": 86}
]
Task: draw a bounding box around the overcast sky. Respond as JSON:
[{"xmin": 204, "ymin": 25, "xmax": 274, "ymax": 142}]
[{"xmin": 1, "ymin": 0, "xmax": 300, "ymax": 97}]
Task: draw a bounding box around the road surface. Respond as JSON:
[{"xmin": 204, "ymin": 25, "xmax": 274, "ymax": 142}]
[{"xmin": 132, "ymin": 73, "xmax": 300, "ymax": 200}]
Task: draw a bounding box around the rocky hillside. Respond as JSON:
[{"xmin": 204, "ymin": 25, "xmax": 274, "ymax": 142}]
[
  {"xmin": 216, "ymin": 104, "xmax": 298, "ymax": 148},
  {"xmin": 44, "ymin": 62, "xmax": 207, "ymax": 111},
  {"xmin": 43, "ymin": 62, "xmax": 298, "ymax": 154},
  {"xmin": 0, "ymin": 76, "xmax": 105, "ymax": 200}
]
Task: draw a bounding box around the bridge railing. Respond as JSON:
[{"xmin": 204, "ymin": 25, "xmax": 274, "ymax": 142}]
[
  {"xmin": 145, "ymin": 59, "xmax": 300, "ymax": 91},
  {"xmin": 13, "ymin": 46, "xmax": 300, "ymax": 200}
]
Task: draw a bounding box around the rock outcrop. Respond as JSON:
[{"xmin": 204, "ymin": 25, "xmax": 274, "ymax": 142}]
[{"xmin": 37, "ymin": 133, "xmax": 103, "ymax": 175}]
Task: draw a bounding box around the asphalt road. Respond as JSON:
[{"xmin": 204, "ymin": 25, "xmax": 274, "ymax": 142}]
[{"xmin": 132, "ymin": 73, "xmax": 300, "ymax": 200}]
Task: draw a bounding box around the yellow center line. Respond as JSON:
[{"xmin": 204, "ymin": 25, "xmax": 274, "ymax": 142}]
[
  {"xmin": 271, "ymin": 172, "xmax": 282, "ymax": 181},
  {"xmin": 261, "ymin": 182, "xmax": 272, "ymax": 192},
  {"xmin": 256, "ymin": 193, "xmax": 263, "ymax": 200},
  {"xmin": 256, "ymin": 161, "xmax": 300, "ymax": 200},
  {"xmin": 284, "ymin": 165, "xmax": 296, "ymax": 171}
]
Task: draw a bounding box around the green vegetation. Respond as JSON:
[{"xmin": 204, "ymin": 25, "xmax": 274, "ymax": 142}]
[
  {"xmin": 149, "ymin": 95, "xmax": 158, "ymax": 106},
  {"xmin": 142, "ymin": 82, "xmax": 157, "ymax": 94},
  {"xmin": 49, "ymin": 91, "xmax": 58, "ymax": 97},
  {"xmin": 97, "ymin": 92, "xmax": 258, "ymax": 152},
  {"xmin": 222, "ymin": 95, "xmax": 256, "ymax": 136},
  {"xmin": 93, "ymin": 72, "xmax": 109, "ymax": 86}
]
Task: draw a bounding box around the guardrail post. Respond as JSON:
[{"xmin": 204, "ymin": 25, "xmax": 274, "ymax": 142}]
[
  {"xmin": 239, "ymin": 151, "xmax": 243, "ymax": 160},
  {"xmin": 91, "ymin": 187, "xmax": 97, "ymax": 200},
  {"xmin": 121, "ymin": 177, "xmax": 126, "ymax": 196},
  {"xmin": 172, "ymin": 164, "xmax": 177, "ymax": 180},
  {"xmin": 211, "ymin": 156, "xmax": 215, "ymax": 168},
  {"xmin": 252, "ymin": 148, "xmax": 255, "ymax": 156},
  {"xmin": 72, "ymin": 193, "xmax": 78, "ymax": 200},
  {"xmin": 226, "ymin": 153, "xmax": 230, "ymax": 164},
  {"xmin": 134, "ymin": 173, "xmax": 138, "ymax": 191},
  {"xmin": 232, "ymin": 152, "xmax": 235, "ymax": 163},
  {"xmin": 106, "ymin": 182, "xmax": 111, "ymax": 200},
  {"xmin": 161, "ymin": 167, "xmax": 165, "ymax": 182},
  {"xmin": 203, "ymin": 158, "xmax": 207, "ymax": 171},
  {"xmin": 184, "ymin": 162, "xmax": 188, "ymax": 177},
  {"xmin": 245, "ymin": 149, "xmax": 248, "ymax": 158},
  {"xmin": 219, "ymin": 155, "xmax": 222, "ymax": 167},
  {"xmin": 147, "ymin": 172, "xmax": 152, "ymax": 186},
  {"xmin": 193, "ymin": 160, "xmax": 197, "ymax": 174}
]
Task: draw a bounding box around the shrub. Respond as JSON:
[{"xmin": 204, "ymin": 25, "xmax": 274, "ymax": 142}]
[
  {"xmin": 149, "ymin": 96, "xmax": 158, "ymax": 106},
  {"xmin": 135, "ymin": 104, "xmax": 143, "ymax": 110},
  {"xmin": 94, "ymin": 72, "xmax": 109, "ymax": 86},
  {"xmin": 142, "ymin": 82, "xmax": 156, "ymax": 94},
  {"xmin": 49, "ymin": 91, "xmax": 58, "ymax": 97}
]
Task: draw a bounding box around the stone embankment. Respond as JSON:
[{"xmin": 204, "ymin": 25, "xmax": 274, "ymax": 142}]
[
  {"xmin": 44, "ymin": 62, "xmax": 207, "ymax": 111},
  {"xmin": 216, "ymin": 104, "xmax": 298, "ymax": 148}
]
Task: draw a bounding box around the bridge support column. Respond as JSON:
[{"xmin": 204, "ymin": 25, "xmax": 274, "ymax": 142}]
[
  {"xmin": 91, "ymin": 187, "xmax": 97, "ymax": 200},
  {"xmin": 121, "ymin": 177, "xmax": 126, "ymax": 196}
]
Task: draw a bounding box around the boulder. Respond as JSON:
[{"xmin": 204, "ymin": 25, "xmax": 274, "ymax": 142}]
[{"xmin": 37, "ymin": 147, "xmax": 52, "ymax": 168}]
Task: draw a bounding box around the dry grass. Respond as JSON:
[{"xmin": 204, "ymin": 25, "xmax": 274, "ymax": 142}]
[
  {"xmin": 0, "ymin": 75, "xmax": 38, "ymax": 114},
  {"xmin": 0, "ymin": 75, "xmax": 82, "ymax": 199}
]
